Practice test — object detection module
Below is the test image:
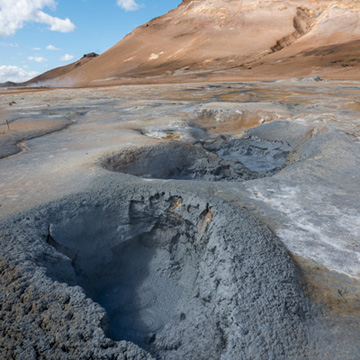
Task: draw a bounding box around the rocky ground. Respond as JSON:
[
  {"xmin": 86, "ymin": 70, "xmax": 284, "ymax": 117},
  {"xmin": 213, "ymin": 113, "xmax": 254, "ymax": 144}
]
[{"xmin": 0, "ymin": 80, "xmax": 359, "ymax": 359}]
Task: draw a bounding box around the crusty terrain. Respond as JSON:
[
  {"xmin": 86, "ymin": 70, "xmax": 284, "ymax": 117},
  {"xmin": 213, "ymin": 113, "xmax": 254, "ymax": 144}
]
[{"xmin": 0, "ymin": 82, "xmax": 359, "ymax": 358}]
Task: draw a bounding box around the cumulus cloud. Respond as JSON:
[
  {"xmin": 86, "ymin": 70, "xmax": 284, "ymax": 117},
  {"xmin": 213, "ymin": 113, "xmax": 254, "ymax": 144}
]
[
  {"xmin": 32, "ymin": 47, "xmax": 41, "ymax": 50},
  {"xmin": 60, "ymin": 54, "xmax": 75, "ymax": 61},
  {"xmin": 0, "ymin": 65, "xmax": 38, "ymax": 83},
  {"xmin": 0, "ymin": 0, "xmax": 76, "ymax": 37},
  {"xmin": 46, "ymin": 44, "xmax": 60, "ymax": 50},
  {"xmin": 117, "ymin": 0, "xmax": 139, "ymax": 11},
  {"xmin": 28, "ymin": 56, "xmax": 47, "ymax": 63},
  {"xmin": 35, "ymin": 10, "xmax": 76, "ymax": 33}
]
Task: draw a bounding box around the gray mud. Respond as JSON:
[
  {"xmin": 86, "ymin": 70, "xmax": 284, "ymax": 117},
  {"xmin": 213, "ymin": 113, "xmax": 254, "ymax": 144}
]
[
  {"xmin": 103, "ymin": 141, "xmax": 263, "ymax": 181},
  {"xmin": 0, "ymin": 84, "xmax": 359, "ymax": 360},
  {"xmin": 0, "ymin": 108, "xmax": 88, "ymax": 159},
  {"xmin": 104, "ymin": 121, "xmax": 308, "ymax": 181},
  {"xmin": 204, "ymin": 121, "xmax": 310, "ymax": 172},
  {"xmin": 0, "ymin": 181, "xmax": 316, "ymax": 360}
]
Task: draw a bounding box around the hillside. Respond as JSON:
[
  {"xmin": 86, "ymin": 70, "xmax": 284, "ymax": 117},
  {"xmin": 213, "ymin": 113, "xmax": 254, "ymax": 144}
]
[
  {"xmin": 0, "ymin": 53, "xmax": 98, "ymax": 88},
  {"xmin": 26, "ymin": 0, "xmax": 360, "ymax": 86}
]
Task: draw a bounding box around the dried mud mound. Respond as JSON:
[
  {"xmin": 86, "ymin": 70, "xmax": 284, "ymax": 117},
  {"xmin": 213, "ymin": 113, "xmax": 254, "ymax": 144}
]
[{"xmin": 0, "ymin": 184, "xmax": 314, "ymax": 359}]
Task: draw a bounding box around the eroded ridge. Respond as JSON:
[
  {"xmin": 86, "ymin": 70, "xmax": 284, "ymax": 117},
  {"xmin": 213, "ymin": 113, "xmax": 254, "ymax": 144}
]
[{"xmin": 0, "ymin": 185, "xmax": 314, "ymax": 359}]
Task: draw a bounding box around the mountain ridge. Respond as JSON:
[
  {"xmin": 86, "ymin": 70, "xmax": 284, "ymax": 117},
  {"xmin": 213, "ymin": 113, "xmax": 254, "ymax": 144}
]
[{"xmin": 10, "ymin": 0, "xmax": 360, "ymax": 87}]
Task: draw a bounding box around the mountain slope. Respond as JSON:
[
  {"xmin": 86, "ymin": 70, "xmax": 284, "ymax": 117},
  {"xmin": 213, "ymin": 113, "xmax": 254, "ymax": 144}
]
[
  {"xmin": 22, "ymin": 53, "xmax": 98, "ymax": 87},
  {"xmin": 28, "ymin": 0, "xmax": 360, "ymax": 86}
]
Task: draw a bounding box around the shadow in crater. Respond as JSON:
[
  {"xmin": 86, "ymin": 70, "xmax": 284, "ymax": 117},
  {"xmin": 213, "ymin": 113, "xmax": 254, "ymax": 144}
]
[{"xmin": 43, "ymin": 194, "xmax": 200, "ymax": 353}]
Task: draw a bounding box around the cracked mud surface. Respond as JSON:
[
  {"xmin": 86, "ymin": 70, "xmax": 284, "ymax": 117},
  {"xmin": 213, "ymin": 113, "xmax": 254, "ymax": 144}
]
[{"xmin": 0, "ymin": 81, "xmax": 359, "ymax": 359}]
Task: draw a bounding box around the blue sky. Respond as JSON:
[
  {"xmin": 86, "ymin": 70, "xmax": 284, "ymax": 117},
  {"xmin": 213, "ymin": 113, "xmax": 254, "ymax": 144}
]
[{"xmin": 0, "ymin": 0, "xmax": 181, "ymax": 83}]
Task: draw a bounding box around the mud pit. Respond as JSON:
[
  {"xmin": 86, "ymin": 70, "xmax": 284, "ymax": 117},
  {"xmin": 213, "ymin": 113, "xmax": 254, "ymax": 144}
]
[
  {"xmin": 104, "ymin": 141, "xmax": 262, "ymax": 181},
  {"xmin": 47, "ymin": 194, "xmax": 201, "ymax": 352},
  {"xmin": 0, "ymin": 186, "xmax": 315, "ymax": 359},
  {"xmin": 104, "ymin": 121, "xmax": 305, "ymax": 181}
]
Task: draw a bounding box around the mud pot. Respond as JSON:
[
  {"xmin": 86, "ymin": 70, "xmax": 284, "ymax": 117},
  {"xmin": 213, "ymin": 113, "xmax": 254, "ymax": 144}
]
[{"xmin": 0, "ymin": 185, "xmax": 315, "ymax": 359}]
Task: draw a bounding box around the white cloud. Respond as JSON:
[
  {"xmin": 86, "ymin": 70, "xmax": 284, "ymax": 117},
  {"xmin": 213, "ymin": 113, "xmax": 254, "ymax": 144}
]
[
  {"xmin": 35, "ymin": 10, "xmax": 76, "ymax": 33},
  {"xmin": 0, "ymin": 42, "xmax": 18, "ymax": 47},
  {"xmin": 28, "ymin": 56, "xmax": 47, "ymax": 63},
  {"xmin": 0, "ymin": 0, "xmax": 76, "ymax": 37},
  {"xmin": 117, "ymin": 0, "xmax": 139, "ymax": 11},
  {"xmin": 46, "ymin": 44, "xmax": 60, "ymax": 51},
  {"xmin": 60, "ymin": 54, "xmax": 75, "ymax": 61},
  {"xmin": 33, "ymin": 47, "xmax": 41, "ymax": 50},
  {"xmin": 0, "ymin": 65, "xmax": 38, "ymax": 83}
]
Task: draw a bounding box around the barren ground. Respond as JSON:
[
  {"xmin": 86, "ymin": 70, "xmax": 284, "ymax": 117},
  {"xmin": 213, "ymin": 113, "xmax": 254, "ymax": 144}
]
[{"xmin": 0, "ymin": 81, "xmax": 359, "ymax": 359}]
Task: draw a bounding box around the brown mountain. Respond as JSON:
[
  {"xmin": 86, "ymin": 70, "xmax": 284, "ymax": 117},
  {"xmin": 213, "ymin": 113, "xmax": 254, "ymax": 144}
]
[
  {"xmin": 29, "ymin": 0, "xmax": 360, "ymax": 86},
  {"xmin": 22, "ymin": 53, "xmax": 98, "ymax": 87}
]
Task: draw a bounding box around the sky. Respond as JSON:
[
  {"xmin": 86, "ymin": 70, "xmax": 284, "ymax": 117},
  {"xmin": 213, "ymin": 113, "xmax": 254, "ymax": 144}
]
[{"xmin": 0, "ymin": 0, "xmax": 182, "ymax": 83}]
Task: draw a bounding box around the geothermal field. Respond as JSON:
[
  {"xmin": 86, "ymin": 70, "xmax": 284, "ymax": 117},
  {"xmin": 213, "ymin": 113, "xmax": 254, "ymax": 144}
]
[{"xmin": 0, "ymin": 1, "xmax": 360, "ymax": 359}]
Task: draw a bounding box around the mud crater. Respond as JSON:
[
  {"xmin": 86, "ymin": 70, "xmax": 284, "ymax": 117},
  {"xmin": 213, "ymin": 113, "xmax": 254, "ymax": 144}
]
[
  {"xmin": 103, "ymin": 135, "xmax": 291, "ymax": 182},
  {"xmin": 45, "ymin": 193, "xmax": 223, "ymax": 356},
  {"xmin": 40, "ymin": 189, "xmax": 312, "ymax": 359},
  {"xmin": 104, "ymin": 121, "xmax": 307, "ymax": 182}
]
